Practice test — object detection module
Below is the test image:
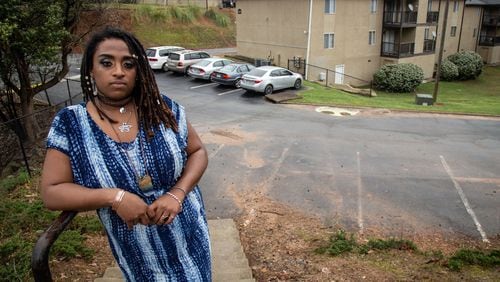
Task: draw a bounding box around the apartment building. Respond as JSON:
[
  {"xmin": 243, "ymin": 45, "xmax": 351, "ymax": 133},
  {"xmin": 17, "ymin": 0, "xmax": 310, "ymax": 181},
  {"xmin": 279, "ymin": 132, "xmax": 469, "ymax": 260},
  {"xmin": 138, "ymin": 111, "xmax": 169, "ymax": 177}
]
[{"xmin": 236, "ymin": 0, "xmax": 499, "ymax": 86}]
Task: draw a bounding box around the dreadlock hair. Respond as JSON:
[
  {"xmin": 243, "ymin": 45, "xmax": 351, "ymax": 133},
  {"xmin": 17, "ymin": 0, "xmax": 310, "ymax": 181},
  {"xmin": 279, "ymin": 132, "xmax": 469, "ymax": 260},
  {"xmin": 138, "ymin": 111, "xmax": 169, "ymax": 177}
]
[{"xmin": 80, "ymin": 26, "xmax": 178, "ymax": 138}]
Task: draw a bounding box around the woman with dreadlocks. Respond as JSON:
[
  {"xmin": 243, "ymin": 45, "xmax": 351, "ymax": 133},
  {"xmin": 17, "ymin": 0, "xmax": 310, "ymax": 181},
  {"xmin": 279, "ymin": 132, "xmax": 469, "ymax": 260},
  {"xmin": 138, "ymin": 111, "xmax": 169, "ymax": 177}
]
[{"xmin": 40, "ymin": 27, "xmax": 211, "ymax": 281}]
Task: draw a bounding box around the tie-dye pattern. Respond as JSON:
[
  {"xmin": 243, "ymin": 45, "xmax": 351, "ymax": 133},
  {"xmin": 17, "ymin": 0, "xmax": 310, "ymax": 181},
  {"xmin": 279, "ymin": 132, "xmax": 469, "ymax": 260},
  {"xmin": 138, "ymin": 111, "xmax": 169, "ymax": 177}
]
[{"xmin": 46, "ymin": 96, "xmax": 211, "ymax": 281}]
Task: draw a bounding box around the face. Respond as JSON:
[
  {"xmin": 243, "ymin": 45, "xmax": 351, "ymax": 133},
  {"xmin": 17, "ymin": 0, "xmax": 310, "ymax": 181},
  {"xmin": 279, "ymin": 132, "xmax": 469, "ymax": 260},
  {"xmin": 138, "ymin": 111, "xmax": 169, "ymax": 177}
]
[{"xmin": 91, "ymin": 38, "xmax": 137, "ymax": 101}]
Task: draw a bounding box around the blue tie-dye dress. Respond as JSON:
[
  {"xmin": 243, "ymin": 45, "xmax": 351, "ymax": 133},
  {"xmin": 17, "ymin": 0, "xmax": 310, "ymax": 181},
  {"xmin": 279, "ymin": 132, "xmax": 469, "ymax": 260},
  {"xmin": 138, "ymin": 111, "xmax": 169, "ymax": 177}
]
[{"xmin": 46, "ymin": 96, "xmax": 211, "ymax": 281}]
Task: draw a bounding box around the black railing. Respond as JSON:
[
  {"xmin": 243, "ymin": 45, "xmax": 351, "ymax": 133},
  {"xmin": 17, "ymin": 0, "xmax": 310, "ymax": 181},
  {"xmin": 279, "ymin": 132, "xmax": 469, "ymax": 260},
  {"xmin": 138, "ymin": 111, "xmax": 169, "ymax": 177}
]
[
  {"xmin": 479, "ymin": 35, "xmax": 500, "ymax": 46},
  {"xmin": 32, "ymin": 211, "xmax": 78, "ymax": 281},
  {"xmin": 423, "ymin": 39, "xmax": 436, "ymax": 53},
  {"xmin": 482, "ymin": 15, "xmax": 500, "ymax": 26},
  {"xmin": 381, "ymin": 42, "xmax": 415, "ymax": 58},
  {"xmin": 383, "ymin": 11, "xmax": 418, "ymax": 25},
  {"xmin": 427, "ymin": 11, "xmax": 439, "ymax": 23}
]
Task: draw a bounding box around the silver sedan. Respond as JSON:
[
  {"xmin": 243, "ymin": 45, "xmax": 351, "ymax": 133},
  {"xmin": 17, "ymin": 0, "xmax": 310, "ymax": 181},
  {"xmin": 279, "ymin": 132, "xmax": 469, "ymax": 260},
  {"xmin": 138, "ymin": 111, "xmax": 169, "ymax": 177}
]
[
  {"xmin": 187, "ymin": 58, "xmax": 233, "ymax": 80},
  {"xmin": 240, "ymin": 66, "xmax": 303, "ymax": 94}
]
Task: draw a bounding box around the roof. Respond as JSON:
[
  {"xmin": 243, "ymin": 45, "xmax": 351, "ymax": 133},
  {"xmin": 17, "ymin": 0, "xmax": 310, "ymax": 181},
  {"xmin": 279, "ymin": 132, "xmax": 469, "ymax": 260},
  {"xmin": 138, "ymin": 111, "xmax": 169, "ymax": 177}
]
[{"xmin": 465, "ymin": 0, "xmax": 500, "ymax": 6}]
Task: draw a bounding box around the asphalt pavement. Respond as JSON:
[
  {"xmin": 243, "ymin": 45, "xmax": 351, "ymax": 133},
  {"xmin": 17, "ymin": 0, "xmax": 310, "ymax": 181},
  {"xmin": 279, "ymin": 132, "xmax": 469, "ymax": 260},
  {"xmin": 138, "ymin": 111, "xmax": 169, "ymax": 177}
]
[{"xmin": 42, "ymin": 58, "xmax": 500, "ymax": 242}]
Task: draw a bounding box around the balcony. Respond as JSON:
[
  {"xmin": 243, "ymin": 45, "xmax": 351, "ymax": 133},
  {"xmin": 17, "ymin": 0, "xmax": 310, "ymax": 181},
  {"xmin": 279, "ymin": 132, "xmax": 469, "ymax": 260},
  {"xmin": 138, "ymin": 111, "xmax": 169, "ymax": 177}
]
[
  {"xmin": 381, "ymin": 42, "xmax": 415, "ymax": 58},
  {"xmin": 479, "ymin": 35, "xmax": 500, "ymax": 46},
  {"xmin": 383, "ymin": 11, "xmax": 418, "ymax": 26},
  {"xmin": 426, "ymin": 12, "xmax": 439, "ymax": 24},
  {"xmin": 482, "ymin": 15, "xmax": 500, "ymax": 26},
  {"xmin": 423, "ymin": 39, "xmax": 436, "ymax": 53}
]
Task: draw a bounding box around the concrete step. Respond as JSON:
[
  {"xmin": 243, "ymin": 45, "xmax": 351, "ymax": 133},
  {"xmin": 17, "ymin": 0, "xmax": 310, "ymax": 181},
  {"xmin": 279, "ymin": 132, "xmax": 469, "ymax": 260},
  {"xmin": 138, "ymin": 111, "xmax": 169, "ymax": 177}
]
[{"xmin": 94, "ymin": 219, "xmax": 254, "ymax": 282}]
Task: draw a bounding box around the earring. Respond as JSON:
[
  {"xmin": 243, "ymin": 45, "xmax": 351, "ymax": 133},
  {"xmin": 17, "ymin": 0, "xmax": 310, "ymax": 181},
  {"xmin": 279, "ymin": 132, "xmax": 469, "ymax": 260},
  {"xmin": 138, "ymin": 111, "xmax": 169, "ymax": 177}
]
[{"xmin": 91, "ymin": 76, "xmax": 98, "ymax": 97}]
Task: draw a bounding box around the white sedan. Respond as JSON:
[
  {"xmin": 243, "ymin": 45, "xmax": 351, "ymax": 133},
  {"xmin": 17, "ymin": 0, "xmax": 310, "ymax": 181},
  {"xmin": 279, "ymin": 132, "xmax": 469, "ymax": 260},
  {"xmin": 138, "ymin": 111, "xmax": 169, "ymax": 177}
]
[
  {"xmin": 240, "ymin": 66, "xmax": 303, "ymax": 94},
  {"xmin": 187, "ymin": 58, "xmax": 233, "ymax": 80}
]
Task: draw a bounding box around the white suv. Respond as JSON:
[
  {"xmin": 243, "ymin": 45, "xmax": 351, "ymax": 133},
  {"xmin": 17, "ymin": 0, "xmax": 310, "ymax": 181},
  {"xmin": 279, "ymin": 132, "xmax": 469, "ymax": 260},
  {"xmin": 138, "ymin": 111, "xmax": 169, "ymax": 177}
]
[
  {"xmin": 167, "ymin": 50, "xmax": 211, "ymax": 74},
  {"xmin": 146, "ymin": 46, "xmax": 185, "ymax": 72}
]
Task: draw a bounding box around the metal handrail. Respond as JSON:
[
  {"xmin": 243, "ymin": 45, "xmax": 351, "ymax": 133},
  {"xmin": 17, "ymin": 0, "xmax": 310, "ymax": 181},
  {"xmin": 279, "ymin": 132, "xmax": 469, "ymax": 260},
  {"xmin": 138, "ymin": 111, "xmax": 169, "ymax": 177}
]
[{"xmin": 31, "ymin": 211, "xmax": 78, "ymax": 282}]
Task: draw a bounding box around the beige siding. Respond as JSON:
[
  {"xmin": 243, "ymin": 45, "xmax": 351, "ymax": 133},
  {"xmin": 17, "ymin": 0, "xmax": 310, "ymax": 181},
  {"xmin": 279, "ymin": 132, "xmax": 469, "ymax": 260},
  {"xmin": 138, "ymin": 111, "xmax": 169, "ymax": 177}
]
[{"xmin": 236, "ymin": 0, "xmax": 309, "ymax": 65}]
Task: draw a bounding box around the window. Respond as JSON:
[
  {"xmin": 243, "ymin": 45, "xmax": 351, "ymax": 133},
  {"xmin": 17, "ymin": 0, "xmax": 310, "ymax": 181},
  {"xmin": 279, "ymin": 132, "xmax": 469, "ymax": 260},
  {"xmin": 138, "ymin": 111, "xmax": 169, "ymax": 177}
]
[
  {"xmin": 473, "ymin": 28, "xmax": 477, "ymax": 38},
  {"xmin": 324, "ymin": 33, "xmax": 335, "ymax": 48},
  {"xmin": 424, "ymin": 28, "xmax": 430, "ymax": 39},
  {"xmin": 370, "ymin": 0, "xmax": 377, "ymax": 13},
  {"xmin": 369, "ymin": 31, "xmax": 376, "ymax": 45},
  {"xmin": 325, "ymin": 0, "xmax": 336, "ymax": 14},
  {"xmin": 453, "ymin": 1, "xmax": 459, "ymax": 12},
  {"xmin": 450, "ymin": 26, "xmax": 457, "ymax": 37}
]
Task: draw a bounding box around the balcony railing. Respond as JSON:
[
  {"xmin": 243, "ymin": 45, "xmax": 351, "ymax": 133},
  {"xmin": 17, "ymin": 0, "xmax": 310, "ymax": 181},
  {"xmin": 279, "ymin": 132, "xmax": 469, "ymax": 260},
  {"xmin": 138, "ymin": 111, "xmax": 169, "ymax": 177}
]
[
  {"xmin": 479, "ymin": 35, "xmax": 500, "ymax": 46},
  {"xmin": 427, "ymin": 11, "xmax": 439, "ymax": 23},
  {"xmin": 482, "ymin": 15, "xmax": 500, "ymax": 26},
  {"xmin": 423, "ymin": 39, "xmax": 436, "ymax": 53},
  {"xmin": 381, "ymin": 42, "xmax": 415, "ymax": 58},
  {"xmin": 383, "ymin": 11, "xmax": 418, "ymax": 25}
]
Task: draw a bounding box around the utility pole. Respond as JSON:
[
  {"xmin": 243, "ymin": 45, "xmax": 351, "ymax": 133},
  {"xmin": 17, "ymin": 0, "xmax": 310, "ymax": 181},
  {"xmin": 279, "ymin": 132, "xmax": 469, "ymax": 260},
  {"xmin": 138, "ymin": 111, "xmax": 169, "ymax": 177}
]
[{"xmin": 433, "ymin": 0, "xmax": 450, "ymax": 103}]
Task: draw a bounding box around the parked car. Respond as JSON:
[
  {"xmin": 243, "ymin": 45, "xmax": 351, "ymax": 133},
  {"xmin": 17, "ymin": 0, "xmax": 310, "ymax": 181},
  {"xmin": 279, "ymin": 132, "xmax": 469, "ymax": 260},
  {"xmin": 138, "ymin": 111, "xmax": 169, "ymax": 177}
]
[
  {"xmin": 240, "ymin": 66, "xmax": 303, "ymax": 94},
  {"xmin": 167, "ymin": 50, "xmax": 211, "ymax": 74},
  {"xmin": 187, "ymin": 58, "xmax": 233, "ymax": 80},
  {"xmin": 210, "ymin": 63, "xmax": 256, "ymax": 88},
  {"xmin": 146, "ymin": 46, "xmax": 185, "ymax": 72}
]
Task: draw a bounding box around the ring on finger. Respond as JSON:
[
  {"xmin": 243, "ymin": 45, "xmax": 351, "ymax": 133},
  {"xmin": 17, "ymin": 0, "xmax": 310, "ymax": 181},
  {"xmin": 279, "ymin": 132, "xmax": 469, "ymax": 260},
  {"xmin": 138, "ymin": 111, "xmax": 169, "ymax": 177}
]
[{"xmin": 161, "ymin": 214, "xmax": 170, "ymax": 222}]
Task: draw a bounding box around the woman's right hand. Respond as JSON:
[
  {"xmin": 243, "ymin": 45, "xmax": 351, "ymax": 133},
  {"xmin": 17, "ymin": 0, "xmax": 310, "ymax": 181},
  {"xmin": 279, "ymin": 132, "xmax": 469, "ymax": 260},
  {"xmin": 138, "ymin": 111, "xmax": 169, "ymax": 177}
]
[{"xmin": 114, "ymin": 191, "xmax": 150, "ymax": 229}]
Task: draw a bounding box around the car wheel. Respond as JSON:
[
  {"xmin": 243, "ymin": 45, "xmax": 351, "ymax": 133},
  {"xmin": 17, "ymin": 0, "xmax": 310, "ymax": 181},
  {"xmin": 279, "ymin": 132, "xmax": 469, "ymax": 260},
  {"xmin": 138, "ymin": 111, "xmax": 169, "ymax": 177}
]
[
  {"xmin": 294, "ymin": 79, "xmax": 302, "ymax": 89},
  {"xmin": 264, "ymin": 84, "xmax": 273, "ymax": 95},
  {"xmin": 234, "ymin": 78, "xmax": 241, "ymax": 88},
  {"xmin": 162, "ymin": 63, "xmax": 169, "ymax": 72}
]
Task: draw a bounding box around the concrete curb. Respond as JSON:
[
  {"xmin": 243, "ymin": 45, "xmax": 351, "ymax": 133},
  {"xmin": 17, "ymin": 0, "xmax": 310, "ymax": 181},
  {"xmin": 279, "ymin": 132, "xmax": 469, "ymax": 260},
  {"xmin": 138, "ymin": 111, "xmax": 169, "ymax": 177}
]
[{"xmin": 95, "ymin": 219, "xmax": 254, "ymax": 282}]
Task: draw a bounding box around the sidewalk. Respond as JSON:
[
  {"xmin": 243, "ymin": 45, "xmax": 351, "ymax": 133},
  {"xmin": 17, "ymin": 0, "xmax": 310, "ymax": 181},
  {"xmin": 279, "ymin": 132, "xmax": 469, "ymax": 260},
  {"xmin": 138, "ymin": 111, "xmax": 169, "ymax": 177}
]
[{"xmin": 94, "ymin": 219, "xmax": 254, "ymax": 282}]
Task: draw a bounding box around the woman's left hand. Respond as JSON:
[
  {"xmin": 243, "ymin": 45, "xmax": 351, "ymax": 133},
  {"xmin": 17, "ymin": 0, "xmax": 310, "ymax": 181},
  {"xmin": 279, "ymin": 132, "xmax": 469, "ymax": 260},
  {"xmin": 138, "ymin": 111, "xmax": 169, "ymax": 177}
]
[{"xmin": 148, "ymin": 192, "xmax": 184, "ymax": 225}]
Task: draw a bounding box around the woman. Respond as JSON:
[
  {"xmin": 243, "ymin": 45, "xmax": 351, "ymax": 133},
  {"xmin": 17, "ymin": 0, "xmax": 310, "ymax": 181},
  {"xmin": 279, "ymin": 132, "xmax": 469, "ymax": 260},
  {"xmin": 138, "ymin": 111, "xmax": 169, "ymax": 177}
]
[{"xmin": 40, "ymin": 27, "xmax": 211, "ymax": 281}]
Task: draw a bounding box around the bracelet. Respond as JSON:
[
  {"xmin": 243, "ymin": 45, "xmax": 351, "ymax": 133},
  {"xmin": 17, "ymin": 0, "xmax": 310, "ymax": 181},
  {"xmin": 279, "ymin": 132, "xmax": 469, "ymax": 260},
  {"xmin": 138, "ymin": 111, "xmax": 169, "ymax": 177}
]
[
  {"xmin": 171, "ymin": 186, "xmax": 187, "ymax": 197},
  {"xmin": 112, "ymin": 189, "xmax": 126, "ymax": 211},
  {"xmin": 166, "ymin": 192, "xmax": 183, "ymax": 212}
]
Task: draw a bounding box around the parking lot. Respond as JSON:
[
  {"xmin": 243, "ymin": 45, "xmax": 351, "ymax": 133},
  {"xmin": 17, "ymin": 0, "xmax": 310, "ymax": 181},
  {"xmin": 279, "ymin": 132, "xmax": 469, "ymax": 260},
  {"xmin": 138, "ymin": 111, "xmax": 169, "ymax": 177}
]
[{"xmin": 43, "ymin": 64, "xmax": 500, "ymax": 242}]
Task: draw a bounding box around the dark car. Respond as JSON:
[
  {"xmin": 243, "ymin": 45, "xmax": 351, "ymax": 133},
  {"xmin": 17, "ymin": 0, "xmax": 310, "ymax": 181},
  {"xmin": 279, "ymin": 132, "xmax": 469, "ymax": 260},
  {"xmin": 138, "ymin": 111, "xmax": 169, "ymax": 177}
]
[{"xmin": 210, "ymin": 63, "xmax": 256, "ymax": 88}]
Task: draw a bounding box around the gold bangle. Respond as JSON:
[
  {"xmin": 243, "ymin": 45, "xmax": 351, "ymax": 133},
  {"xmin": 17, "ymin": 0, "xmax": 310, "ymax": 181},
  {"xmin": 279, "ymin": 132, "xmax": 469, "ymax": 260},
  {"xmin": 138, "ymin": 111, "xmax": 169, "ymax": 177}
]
[
  {"xmin": 166, "ymin": 192, "xmax": 183, "ymax": 212},
  {"xmin": 172, "ymin": 186, "xmax": 187, "ymax": 197},
  {"xmin": 112, "ymin": 190, "xmax": 125, "ymax": 211}
]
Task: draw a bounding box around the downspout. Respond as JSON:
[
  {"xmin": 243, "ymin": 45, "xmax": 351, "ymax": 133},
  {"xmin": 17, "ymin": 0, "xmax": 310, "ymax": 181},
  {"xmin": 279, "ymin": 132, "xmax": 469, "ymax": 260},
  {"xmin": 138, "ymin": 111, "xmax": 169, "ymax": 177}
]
[
  {"xmin": 457, "ymin": 0, "xmax": 466, "ymax": 52},
  {"xmin": 475, "ymin": 7, "xmax": 483, "ymax": 52},
  {"xmin": 305, "ymin": 0, "xmax": 313, "ymax": 80}
]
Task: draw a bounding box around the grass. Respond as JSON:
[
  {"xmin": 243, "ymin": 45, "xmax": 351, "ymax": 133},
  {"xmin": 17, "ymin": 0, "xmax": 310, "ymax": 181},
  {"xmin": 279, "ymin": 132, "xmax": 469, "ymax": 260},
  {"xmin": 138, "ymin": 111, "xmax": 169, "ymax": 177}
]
[
  {"xmin": 129, "ymin": 5, "xmax": 235, "ymax": 48},
  {"xmin": 0, "ymin": 171, "xmax": 103, "ymax": 281},
  {"xmin": 315, "ymin": 229, "xmax": 499, "ymax": 274},
  {"xmin": 296, "ymin": 66, "xmax": 500, "ymax": 116}
]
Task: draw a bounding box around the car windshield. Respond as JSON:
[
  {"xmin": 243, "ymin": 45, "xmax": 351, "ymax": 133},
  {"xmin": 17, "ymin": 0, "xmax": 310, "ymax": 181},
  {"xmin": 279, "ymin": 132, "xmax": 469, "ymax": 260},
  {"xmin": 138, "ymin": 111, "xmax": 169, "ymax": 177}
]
[
  {"xmin": 221, "ymin": 65, "xmax": 238, "ymax": 72},
  {"xmin": 247, "ymin": 69, "xmax": 267, "ymax": 77},
  {"xmin": 196, "ymin": 60, "xmax": 212, "ymax": 67},
  {"xmin": 145, "ymin": 49, "xmax": 156, "ymax": 57}
]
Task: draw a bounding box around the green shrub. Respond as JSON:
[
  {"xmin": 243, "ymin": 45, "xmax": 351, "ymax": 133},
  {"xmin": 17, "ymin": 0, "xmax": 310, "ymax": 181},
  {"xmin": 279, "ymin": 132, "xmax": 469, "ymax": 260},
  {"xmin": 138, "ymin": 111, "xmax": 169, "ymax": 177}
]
[
  {"xmin": 315, "ymin": 230, "xmax": 357, "ymax": 256},
  {"xmin": 373, "ymin": 63, "xmax": 424, "ymax": 93},
  {"xmin": 447, "ymin": 51, "xmax": 484, "ymax": 80},
  {"xmin": 440, "ymin": 59, "xmax": 459, "ymax": 81},
  {"xmin": 170, "ymin": 6, "xmax": 195, "ymax": 23},
  {"xmin": 205, "ymin": 8, "xmax": 229, "ymax": 27}
]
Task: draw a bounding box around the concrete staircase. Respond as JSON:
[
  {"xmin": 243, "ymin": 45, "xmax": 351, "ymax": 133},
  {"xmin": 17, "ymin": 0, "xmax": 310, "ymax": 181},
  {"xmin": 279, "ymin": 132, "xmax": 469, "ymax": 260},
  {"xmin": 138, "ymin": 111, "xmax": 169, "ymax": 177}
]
[{"xmin": 95, "ymin": 219, "xmax": 254, "ymax": 282}]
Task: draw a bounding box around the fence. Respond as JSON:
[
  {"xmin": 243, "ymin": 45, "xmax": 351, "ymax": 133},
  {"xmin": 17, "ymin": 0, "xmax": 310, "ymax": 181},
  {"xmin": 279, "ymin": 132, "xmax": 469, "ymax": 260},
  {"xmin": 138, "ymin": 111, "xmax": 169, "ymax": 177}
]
[
  {"xmin": 0, "ymin": 77, "xmax": 82, "ymax": 177},
  {"xmin": 306, "ymin": 63, "xmax": 373, "ymax": 96}
]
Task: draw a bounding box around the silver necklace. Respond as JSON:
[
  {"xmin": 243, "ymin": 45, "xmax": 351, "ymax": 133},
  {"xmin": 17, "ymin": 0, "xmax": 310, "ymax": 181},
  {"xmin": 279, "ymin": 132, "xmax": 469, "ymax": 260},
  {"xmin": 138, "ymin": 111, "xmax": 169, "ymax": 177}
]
[{"xmin": 118, "ymin": 106, "xmax": 133, "ymax": 133}]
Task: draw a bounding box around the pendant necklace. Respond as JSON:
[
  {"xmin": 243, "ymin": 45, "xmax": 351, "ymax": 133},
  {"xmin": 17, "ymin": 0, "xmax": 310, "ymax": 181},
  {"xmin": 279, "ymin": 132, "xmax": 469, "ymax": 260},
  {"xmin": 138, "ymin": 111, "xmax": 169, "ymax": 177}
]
[
  {"xmin": 107, "ymin": 111, "xmax": 153, "ymax": 191},
  {"xmin": 118, "ymin": 106, "xmax": 133, "ymax": 133}
]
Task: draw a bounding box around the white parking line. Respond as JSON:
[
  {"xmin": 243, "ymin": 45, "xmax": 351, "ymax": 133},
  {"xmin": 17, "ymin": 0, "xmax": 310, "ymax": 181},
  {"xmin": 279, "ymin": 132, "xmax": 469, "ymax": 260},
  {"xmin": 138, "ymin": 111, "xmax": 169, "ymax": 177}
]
[
  {"xmin": 190, "ymin": 82, "xmax": 217, "ymax": 89},
  {"xmin": 208, "ymin": 144, "xmax": 225, "ymax": 159},
  {"xmin": 357, "ymin": 151, "xmax": 364, "ymax": 234},
  {"xmin": 440, "ymin": 155, "xmax": 489, "ymax": 243},
  {"xmin": 218, "ymin": 89, "xmax": 244, "ymax": 96}
]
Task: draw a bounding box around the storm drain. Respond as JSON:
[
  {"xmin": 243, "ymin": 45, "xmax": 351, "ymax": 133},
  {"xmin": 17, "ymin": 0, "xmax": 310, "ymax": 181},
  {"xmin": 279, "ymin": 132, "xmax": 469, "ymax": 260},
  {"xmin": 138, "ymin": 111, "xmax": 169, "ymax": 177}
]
[{"xmin": 315, "ymin": 106, "xmax": 359, "ymax": 117}]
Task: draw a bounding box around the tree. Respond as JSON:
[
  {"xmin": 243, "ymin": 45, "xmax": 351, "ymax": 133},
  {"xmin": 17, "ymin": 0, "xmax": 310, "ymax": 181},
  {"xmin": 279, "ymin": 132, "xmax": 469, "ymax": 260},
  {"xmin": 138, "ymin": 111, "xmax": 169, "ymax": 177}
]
[{"xmin": 0, "ymin": 0, "xmax": 105, "ymax": 143}]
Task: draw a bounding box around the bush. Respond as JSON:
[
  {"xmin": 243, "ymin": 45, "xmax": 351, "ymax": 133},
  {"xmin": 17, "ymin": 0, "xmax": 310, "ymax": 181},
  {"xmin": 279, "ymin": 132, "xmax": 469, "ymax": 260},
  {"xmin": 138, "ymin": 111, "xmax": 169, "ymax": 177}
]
[
  {"xmin": 440, "ymin": 59, "xmax": 459, "ymax": 81},
  {"xmin": 205, "ymin": 8, "xmax": 229, "ymax": 27},
  {"xmin": 373, "ymin": 63, "xmax": 424, "ymax": 93},
  {"xmin": 447, "ymin": 51, "xmax": 483, "ymax": 80}
]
